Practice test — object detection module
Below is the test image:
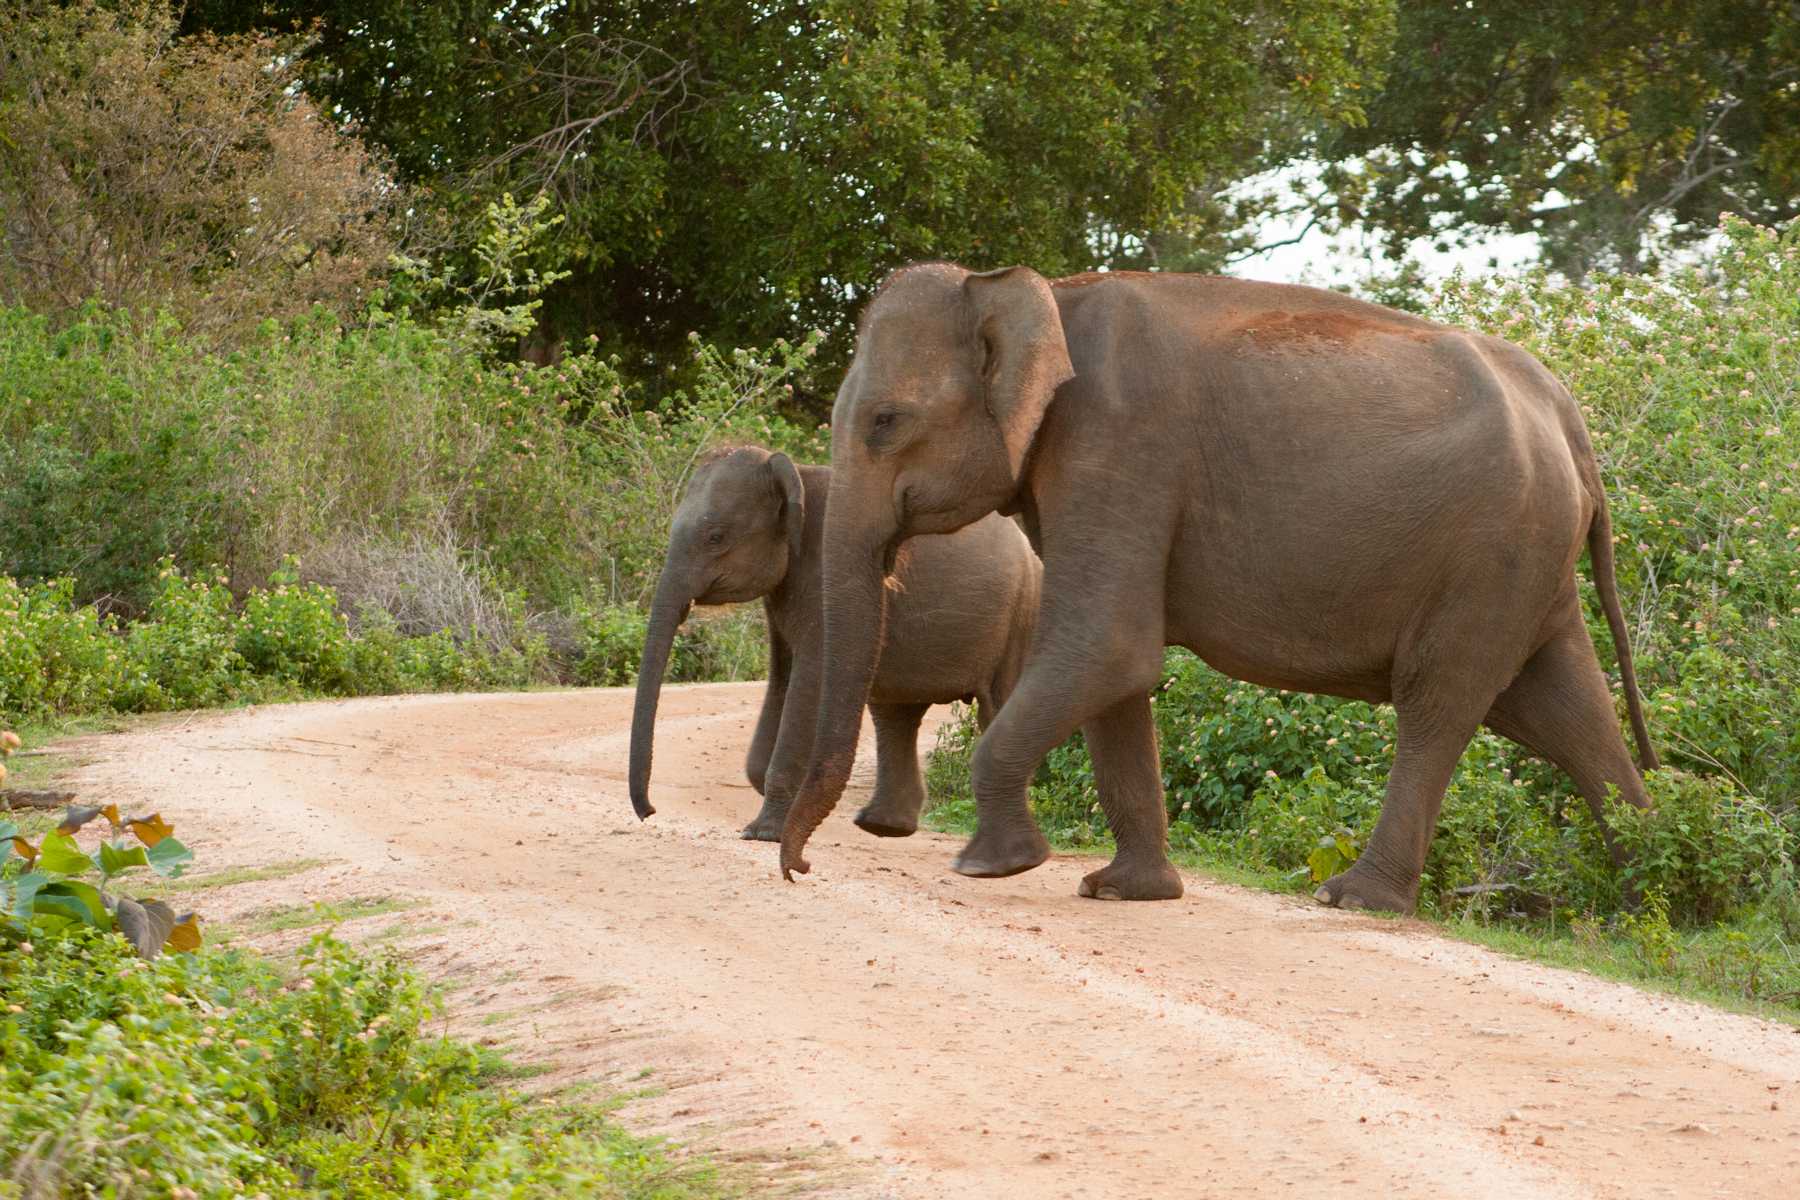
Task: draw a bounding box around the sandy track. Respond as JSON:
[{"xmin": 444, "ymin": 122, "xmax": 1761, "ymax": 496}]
[{"xmin": 67, "ymin": 685, "xmax": 1800, "ymax": 1198}]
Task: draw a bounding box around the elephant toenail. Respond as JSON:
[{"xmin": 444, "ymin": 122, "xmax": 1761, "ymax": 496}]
[{"xmin": 1313, "ymin": 886, "xmax": 1333, "ymax": 905}]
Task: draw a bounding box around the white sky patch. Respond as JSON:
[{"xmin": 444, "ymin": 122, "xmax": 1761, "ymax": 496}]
[{"xmin": 1223, "ymin": 158, "xmax": 1543, "ymax": 288}]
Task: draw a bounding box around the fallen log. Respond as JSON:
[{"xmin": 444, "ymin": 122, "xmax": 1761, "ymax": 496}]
[{"xmin": 2, "ymin": 789, "xmax": 78, "ymax": 811}]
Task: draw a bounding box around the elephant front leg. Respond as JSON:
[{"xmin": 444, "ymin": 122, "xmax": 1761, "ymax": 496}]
[
  {"xmin": 855, "ymin": 702, "xmax": 930, "ymax": 837},
  {"xmin": 741, "ymin": 641, "xmax": 818, "ymax": 842},
  {"xmin": 744, "ymin": 626, "xmax": 792, "ymax": 796},
  {"xmin": 955, "ymin": 562, "xmax": 1171, "ymax": 891},
  {"xmin": 1076, "ymin": 691, "xmax": 1182, "ymax": 900}
]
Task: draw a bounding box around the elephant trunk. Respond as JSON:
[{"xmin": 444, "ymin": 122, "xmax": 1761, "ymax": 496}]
[
  {"xmin": 627, "ymin": 566, "xmax": 694, "ymax": 820},
  {"xmin": 780, "ymin": 516, "xmax": 894, "ymax": 879}
]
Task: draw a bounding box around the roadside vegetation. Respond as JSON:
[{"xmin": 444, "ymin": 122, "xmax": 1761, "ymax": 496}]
[
  {"xmin": 0, "ymin": 731, "xmax": 728, "ymax": 1198},
  {"xmin": 928, "ymin": 217, "xmax": 1800, "ymax": 1019}
]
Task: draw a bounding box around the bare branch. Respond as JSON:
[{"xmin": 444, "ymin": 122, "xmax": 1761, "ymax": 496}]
[{"xmin": 469, "ymin": 35, "xmax": 704, "ymax": 204}]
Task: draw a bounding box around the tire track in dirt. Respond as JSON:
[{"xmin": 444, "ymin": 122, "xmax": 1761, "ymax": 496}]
[{"xmin": 67, "ymin": 685, "xmax": 1800, "ymax": 1198}]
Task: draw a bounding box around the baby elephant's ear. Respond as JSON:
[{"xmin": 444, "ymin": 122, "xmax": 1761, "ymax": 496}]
[{"xmin": 768, "ymin": 452, "xmax": 806, "ymax": 562}]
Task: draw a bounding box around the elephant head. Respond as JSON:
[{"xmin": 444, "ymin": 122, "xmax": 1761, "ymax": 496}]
[
  {"xmin": 779, "ymin": 263, "xmax": 1072, "ymax": 877},
  {"xmin": 629, "ymin": 446, "xmax": 807, "ymax": 819}
]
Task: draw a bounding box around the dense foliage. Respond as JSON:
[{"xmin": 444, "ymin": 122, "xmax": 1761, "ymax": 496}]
[
  {"xmin": 169, "ymin": 0, "xmax": 1393, "ymax": 375},
  {"xmin": 0, "ymin": 561, "xmax": 765, "ymax": 727},
  {"xmin": 0, "ymin": 189, "xmax": 820, "ymax": 714},
  {"xmin": 928, "ymin": 217, "xmax": 1800, "ymax": 1005},
  {"xmin": 0, "ymin": 2, "xmax": 397, "ymax": 338}
]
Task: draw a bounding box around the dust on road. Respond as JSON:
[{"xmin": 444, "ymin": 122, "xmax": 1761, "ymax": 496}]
[{"xmin": 69, "ymin": 685, "xmax": 1800, "ymax": 1198}]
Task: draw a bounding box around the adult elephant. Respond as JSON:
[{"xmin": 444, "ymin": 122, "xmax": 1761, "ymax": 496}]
[
  {"xmin": 629, "ymin": 445, "xmax": 1040, "ymax": 841},
  {"xmin": 779, "ymin": 264, "xmax": 1656, "ymax": 912}
]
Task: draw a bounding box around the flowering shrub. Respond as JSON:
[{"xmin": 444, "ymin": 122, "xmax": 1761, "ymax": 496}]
[
  {"xmin": 0, "ymin": 577, "xmax": 126, "ymax": 718},
  {"xmin": 235, "ymin": 562, "xmax": 354, "ymax": 692},
  {"xmin": 119, "ymin": 563, "xmax": 245, "ymax": 711}
]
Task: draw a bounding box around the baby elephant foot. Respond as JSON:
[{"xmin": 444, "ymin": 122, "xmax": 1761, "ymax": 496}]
[
  {"xmin": 740, "ymin": 803, "xmax": 788, "ymax": 842},
  {"xmin": 951, "ymin": 822, "xmax": 1050, "ymax": 878},
  {"xmin": 1077, "ymin": 857, "xmax": 1184, "ymax": 901},
  {"xmin": 1314, "ymin": 861, "xmax": 1417, "ymax": 914},
  {"xmin": 853, "ymin": 800, "xmax": 919, "ymax": 838}
]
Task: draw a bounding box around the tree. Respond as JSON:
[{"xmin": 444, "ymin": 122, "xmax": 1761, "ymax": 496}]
[
  {"xmin": 0, "ymin": 1, "xmax": 399, "ymax": 335},
  {"xmin": 180, "ymin": 0, "xmax": 1394, "ymax": 379},
  {"xmin": 1306, "ymin": 0, "xmax": 1800, "ymax": 277}
]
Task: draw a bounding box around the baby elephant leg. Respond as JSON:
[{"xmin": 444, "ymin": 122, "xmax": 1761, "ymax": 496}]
[{"xmin": 856, "ymin": 702, "xmax": 931, "ymax": 837}]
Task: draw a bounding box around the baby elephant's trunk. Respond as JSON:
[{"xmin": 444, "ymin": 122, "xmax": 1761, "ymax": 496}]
[{"xmin": 627, "ymin": 568, "xmax": 693, "ymax": 820}]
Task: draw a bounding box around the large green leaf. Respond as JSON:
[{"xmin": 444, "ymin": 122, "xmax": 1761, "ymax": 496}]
[
  {"xmin": 8, "ymin": 870, "xmax": 48, "ymax": 921},
  {"xmin": 37, "ymin": 830, "xmax": 96, "ymax": 876},
  {"xmin": 99, "ymin": 841, "xmax": 150, "ymax": 877},
  {"xmin": 32, "ymin": 880, "xmax": 109, "ymax": 928},
  {"xmin": 144, "ymin": 836, "xmax": 193, "ymax": 878}
]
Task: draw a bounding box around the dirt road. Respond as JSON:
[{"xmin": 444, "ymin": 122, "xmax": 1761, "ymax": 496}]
[{"xmin": 67, "ymin": 685, "xmax": 1799, "ymax": 1197}]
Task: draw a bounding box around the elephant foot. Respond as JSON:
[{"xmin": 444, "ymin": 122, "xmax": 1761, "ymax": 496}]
[
  {"xmin": 1313, "ymin": 861, "xmax": 1417, "ymax": 914},
  {"xmin": 1077, "ymin": 856, "xmax": 1184, "ymax": 901},
  {"xmin": 951, "ymin": 823, "xmax": 1050, "ymax": 878},
  {"xmin": 740, "ymin": 804, "xmax": 788, "ymax": 842},
  {"xmin": 853, "ymin": 801, "xmax": 919, "ymax": 838}
]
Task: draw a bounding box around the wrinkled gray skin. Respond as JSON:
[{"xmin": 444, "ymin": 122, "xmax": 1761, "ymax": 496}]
[
  {"xmin": 780, "ymin": 264, "xmax": 1657, "ymax": 912},
  {"xmin": 629, "ymin": 445, "xmax": 1039, "ymax": 841}
]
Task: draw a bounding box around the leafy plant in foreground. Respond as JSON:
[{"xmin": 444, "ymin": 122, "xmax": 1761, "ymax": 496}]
[{"xmin": 2, "ymin": 736, "xmax": 199, "ymax": 958}]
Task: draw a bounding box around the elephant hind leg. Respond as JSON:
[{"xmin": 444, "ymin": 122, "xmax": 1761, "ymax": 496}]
[
  {"xmin": 1481, "ymin": 605, "xmax": 1650, "ymax": 856},
  {"xmin": 1317, "ymin": 603, "xmax": 1535, "ymax": 913},
  {"xmin": 1315, "ymin": 693, "xmax": 1490, "ymax": 913},
  {"xmin": 855, "ymin": 702, "xmax": 931, "ymax": 837}
]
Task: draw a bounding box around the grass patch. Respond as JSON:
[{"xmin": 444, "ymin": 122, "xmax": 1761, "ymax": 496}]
[
  {"xmin": 239, "ymin": 895, "xmax": 420, "ymax": 936},
  {"xmin": 1, "ymin": 712, "xmax": 137, "ymax": 791},
  {"xmin": 143, "ymin": 857, "xmax": 333, "ymax": 894},
  {"xmin": 368, "ymin": 920, "xmax": 450, "ymax": 945}
]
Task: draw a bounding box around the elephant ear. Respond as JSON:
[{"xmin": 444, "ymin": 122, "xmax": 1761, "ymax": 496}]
[
  {"xmin": 963, "ymin": 266, "xmax": 1074, "ymax": 485},
  {"xmin": 767, "ymin": 451, "xmax": 806, "ymax": 565}
]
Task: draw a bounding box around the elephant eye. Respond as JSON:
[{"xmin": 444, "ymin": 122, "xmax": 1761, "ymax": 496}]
[
  {"xmin": 705, "ymin": 528, "xmax": 726, "ymax": 547},
  {"xmin": 872, "ymin": 411, "xmax": 895, "ymax": 430}
]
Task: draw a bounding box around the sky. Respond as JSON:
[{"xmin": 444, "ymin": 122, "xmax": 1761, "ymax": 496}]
[{"xmin": 1221, "ymin": 159, "xmax": 1546, "ymax": 290}]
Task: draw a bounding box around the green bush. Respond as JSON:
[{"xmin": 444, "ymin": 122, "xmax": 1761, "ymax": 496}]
[
  {"xmin": 0, "ymin": 561, "xmax": 570, "ymax": 725},
  {"xmin": 0, "ymin": 577, "xmax": 126, "ymax": 719},
  {"xmin": 575, "ymin": 605, "xmax": 652, "ymax": 687},
  {"xmin": 119, "ymin": 562, "xmax": 245, "ymax": 712},
  {"xmin": 0, "ymin": 926, "xmax": 719, "ymax": 1198},
  {"xmin": 236, "ymin": 564, "xmax": 354, "ymax": 693},
  {"xmin": 1609, "ymin": 771, "xmax": 1790, "ymax": 926}
]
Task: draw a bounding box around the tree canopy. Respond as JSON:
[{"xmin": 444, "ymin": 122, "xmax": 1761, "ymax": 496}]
[
  {"xmin": 9, "ymin": 0, "xmax": 1798, "ymax": 370},
  {"xmin": 1309, "ymin": 0, "xmax": 1800, "ymax": 276},
  {"xmin": 178, "ymin": 0, "xmax": 1393, "ymax": 369}
]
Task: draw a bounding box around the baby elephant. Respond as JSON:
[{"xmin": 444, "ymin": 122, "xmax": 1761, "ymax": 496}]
[{"xmin": 628, "ymin": 445, "xmax": 1040, "ymax": 840}]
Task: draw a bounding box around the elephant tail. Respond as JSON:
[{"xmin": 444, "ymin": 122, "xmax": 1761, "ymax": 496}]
[{"xmin": 1587, "ymin": 498, "xmax": 1659, "ymax": 772}]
